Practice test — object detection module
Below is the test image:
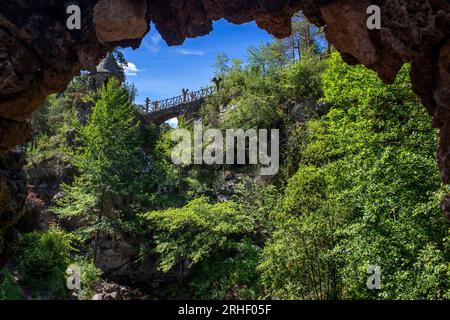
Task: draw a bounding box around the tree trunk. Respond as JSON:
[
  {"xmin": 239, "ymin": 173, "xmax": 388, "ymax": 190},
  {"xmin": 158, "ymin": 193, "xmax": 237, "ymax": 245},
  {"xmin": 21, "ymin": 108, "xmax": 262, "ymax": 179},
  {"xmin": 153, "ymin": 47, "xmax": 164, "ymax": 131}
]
[
  {"xmin": 180, "ymin": 261, "xmax": 184, "ymax": 286},
  {"xmin": 94, "ymin": 188, "xmax": 106, "ymax": 265},
  {"xmin": 291, "ymin": 37, "xmax": 296, "ymax": 64},
  {"xmin": 306, "ymin": 26, "xmax": 311, "ymax": 49},
  {"xmin": 93, "ymin": 229, "xmax": 100, "ymax": 265}
]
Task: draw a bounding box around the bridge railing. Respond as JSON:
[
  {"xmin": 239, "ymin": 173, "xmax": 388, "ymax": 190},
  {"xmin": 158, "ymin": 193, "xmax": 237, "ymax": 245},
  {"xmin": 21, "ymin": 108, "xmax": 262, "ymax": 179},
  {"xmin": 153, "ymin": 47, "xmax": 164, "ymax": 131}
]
[{"xmin": 144, "ymin": 86, "xmax": 217, "ymax": 115}]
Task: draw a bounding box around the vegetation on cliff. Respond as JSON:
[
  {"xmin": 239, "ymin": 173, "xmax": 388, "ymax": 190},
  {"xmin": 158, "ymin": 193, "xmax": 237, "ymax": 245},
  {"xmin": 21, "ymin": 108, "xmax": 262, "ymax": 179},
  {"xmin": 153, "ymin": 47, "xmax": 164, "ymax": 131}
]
[{"xmin": 1, "ymin": 34, "xmax": 449, "ymax": 300}]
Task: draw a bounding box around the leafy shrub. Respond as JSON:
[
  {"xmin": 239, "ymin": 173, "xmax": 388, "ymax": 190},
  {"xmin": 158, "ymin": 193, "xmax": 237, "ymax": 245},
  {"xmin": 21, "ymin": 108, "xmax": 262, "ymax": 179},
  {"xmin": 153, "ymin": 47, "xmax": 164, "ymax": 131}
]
[
  {"xmin": 0, "ymin": 269, "xmax": 23, "ymax": 300},
  {"xmin": 68, "ymin": 258, "xmax": 102, "ymax": 300},
  {"xmin": 221, "ymin": 94, "xmax": 281, "ymax": 130},
  {"xmin": 145, "ymin": 197, "xmax": 264, "ymax": 299},
  {"xmin": 190, "ymin": 240, "xmax": 262, "ymax": 299},
  {"xmin": 260, "ymin": 167, "xmax": 342, "ymax": 300},
  {"xmin": 17, "ymin": 227, "xmax": 78, "ymax": 297},
  {"xmin": 232, "ymin": 179, "xmax": 280, "ymax": 242},
  {"xmin": 280, "ymin": 51, "xmax": 325, "ymax": 106},
  {"xmin": 186, "ymin": 181, "xmax": 280, "ymax": 299},
  {"xmin": 145, "ymin": 197, "xmax": 252, "ymax": 272}
]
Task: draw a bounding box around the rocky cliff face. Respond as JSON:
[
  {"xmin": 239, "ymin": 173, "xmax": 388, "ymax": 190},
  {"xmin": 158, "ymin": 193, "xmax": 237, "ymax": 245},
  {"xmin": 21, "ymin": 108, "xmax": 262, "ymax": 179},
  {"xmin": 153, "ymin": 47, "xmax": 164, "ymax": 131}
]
[
  {"xmin": 0, "ymin": 151, "xmax": 26, "ymax": 266},
  {"xmin": 0, "ymin": 0, "xmax": 450, "ymax": 208}
]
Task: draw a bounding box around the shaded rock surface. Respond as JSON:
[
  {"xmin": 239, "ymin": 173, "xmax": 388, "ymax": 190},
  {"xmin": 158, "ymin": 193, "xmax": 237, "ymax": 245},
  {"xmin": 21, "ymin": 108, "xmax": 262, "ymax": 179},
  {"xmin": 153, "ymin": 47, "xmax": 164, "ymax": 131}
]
[
  {"xmin": 26, "ymin": 156, "xmax": 76, "ymax": 204},
  {"xmin": 0, "ymin": 150, "xmax": 26, "ymax": 267},
  {"xmin": 90, "ymin": 282, "xmax": 146, "ymax": 300},
  {"xmin": 96, "ymin": 238, "xmax": 189, "ymax": 290}
]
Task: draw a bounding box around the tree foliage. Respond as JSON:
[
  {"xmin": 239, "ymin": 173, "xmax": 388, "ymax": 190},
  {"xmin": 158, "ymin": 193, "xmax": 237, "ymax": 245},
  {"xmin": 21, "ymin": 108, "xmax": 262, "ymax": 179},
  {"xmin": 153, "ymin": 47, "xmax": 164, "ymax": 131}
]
[
  {"xmin": 53, "ymin": 78, "xmax": 147, "ymax": 253},
  {"xmin": 21, "ymin": 27, "xmax": 450, "ymax": 301},
  {"xmin": 16, "ymin": 228, "xmax": 78, "ymax": 297},
  {"xmin": 260, "ymin": 53, "xmax": 450, "ymax": 299}
]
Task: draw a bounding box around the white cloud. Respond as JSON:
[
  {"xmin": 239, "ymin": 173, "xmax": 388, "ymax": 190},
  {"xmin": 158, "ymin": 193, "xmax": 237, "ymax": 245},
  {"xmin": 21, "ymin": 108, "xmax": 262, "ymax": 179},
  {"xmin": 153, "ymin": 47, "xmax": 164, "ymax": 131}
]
[
  {"xmin": 145, "ymin": 33, "xmax": 163, "ymax": 53},
  {"xmin": 152, "ymin": 34, "xmax": 162, "ymax": 44},
  {"xmin": 124, "ymin": 62, "xmax": 139, "ymax": 76},
  {"xmin": 176, "ymin": 48, "xmax": 205, "ymax": 56}
]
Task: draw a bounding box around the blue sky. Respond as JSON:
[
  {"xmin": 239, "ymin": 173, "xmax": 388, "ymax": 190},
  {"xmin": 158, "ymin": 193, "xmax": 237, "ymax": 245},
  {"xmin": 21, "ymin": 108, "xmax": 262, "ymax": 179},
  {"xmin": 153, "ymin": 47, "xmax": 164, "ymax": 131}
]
[{"xmin": 120, "ymin": 19, "xmax": 274, "ymax": 105}]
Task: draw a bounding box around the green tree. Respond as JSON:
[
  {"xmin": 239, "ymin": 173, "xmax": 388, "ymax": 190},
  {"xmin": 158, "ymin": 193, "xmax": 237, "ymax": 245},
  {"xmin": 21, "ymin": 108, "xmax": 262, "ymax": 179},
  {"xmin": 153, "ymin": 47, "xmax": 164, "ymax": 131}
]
[
  {"xmin": 247, "ymin": 42, "xmax": 287, "ymax": 76},
  {"xmin": 145, "ymin": 197, "xmax": 250, "ymax": 272},
  {"xmin": 53, "ymin": 78, "xmax": 146, "ymax": 262},
  {"xmin": 260, "ymin": 53, "xmax": 450, "ymax": 299},
  {"xmin": 277, "ymin": 12, "xmax": 328, "ymax": 63},
  {"xmin": 213, "ymin": 53, "xmax": 231, "ymax": 77},
  {"xmin": 145, "ymin": 196, "xmax": 265, "ymax": 299}
]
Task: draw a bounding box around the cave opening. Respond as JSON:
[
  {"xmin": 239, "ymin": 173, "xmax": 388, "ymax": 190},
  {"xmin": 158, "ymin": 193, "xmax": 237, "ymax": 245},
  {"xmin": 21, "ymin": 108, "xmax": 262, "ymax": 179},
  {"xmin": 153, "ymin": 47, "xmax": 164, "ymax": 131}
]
[{"xmin": 0, "ymin": 0, "xmax": 449, "ymax": 302}]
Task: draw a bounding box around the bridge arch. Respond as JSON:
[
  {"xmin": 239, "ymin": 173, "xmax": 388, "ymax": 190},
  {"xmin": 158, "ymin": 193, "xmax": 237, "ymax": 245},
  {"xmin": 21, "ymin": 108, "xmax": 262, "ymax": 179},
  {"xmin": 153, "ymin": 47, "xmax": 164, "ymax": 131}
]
[{"xmin": 144, "ymin": 86, "xmax": 218, "ymax": 124}]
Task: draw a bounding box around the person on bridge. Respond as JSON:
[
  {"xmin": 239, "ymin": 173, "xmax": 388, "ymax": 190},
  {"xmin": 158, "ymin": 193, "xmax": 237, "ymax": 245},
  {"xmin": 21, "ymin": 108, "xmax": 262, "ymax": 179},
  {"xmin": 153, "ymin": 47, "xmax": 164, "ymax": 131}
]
[{"xmin": 182, "ymin": 89, "xmax": 189, "ymax": 103}]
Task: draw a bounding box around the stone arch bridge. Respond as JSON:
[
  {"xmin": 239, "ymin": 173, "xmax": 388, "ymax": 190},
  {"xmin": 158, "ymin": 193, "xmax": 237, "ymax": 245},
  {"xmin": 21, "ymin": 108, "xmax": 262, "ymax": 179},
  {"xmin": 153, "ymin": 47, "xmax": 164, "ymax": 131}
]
[{"xmin": 142, "ymin": 83, "xmax": 220, "ymax": 124}]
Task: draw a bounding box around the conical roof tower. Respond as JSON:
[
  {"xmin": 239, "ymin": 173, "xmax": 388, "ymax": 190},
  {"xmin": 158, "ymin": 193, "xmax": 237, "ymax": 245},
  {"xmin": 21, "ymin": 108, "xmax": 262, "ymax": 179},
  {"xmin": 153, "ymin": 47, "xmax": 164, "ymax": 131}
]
[{"xmin": 96, "ymin": 52, "xmax": 120, "ymax": 77}]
